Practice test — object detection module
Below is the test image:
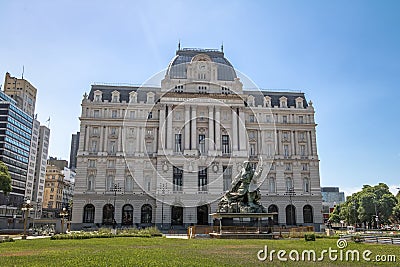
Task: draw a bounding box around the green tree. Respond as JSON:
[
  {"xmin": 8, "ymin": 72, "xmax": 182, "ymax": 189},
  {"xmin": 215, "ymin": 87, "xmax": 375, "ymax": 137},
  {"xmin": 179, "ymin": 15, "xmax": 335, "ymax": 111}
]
[
  {"xmin": 333, "ymin": 183, "xmax": 397, "ymax": 228},
  {"xmin": 0, "ymin": 161, "xmax": 12, "ymax": 195}
]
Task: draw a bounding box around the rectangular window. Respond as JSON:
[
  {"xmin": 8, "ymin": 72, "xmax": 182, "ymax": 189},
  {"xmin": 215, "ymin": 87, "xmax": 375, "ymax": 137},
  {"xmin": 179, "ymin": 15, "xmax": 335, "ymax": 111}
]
[
  {"xmin": 110, "ymin": 127, "xmax": 117, "ymax": 135},
  {"xmin": 88, "ymin": 160, "xmax": 96, "ymax": 168},
  {"xmin": 283, "ymin": 115, "xmax": 288, "ymax": 123},
  {"xmin": 299, "ymin": 132, "xmax": 305, "ymax": 141},
  {"xmin": 299, "ymin": 116, "xmax": 304, "ymax": 124},
  {"xmin": 198, "ymin": 168, "xmax": 208, "ymax": 191},
  {"xmin": 93, "ymin": 110, "xmax": 100, "ymax": 118},
  {"xmin": 107, "ymin": 160, "xmax": 115, "ymax": 168},
  {"xmin": 285, "ymin": 163, "xmax": 291, "ymax": 171},
  {"xmin": 93, "ymin": 127, "xmax": 99, "ymax": 135},
  {"xmin": 109, "ymin": 141, "xmax": 116, "ymax": 154},
  {"xmin": 250, "ymin": 143, "xmax": 256, "ymax": 156},
  {"xmin": 199, "ymin": 134, "xmax": 206, "ymax": 155},
  {"xmin": 302, "ymin": 163, "xmax": 308, "ymax": 171},
  {"xmin": 91, "ymin": 140, "xmax": 98, "ymax": 152},
  {"xmin": 223, "ymin": 166, "xmax": 232, "ymax": 191},
  {"xmin": 222, "ymin": 135, "xmax": 230, "ymax": 154},
  {"xmin": 173, "ymin": 167, "xmax": 183, "ymax": 192},
  {"xmin": 130, "ymin": 110, "xmax": 135, "ymax": 119},
  {"xmin": 175, "ymin": 134, "xmax": 182, "ymax": 152},
  {"xmin": 249, "ymin": 115, "xmax": 255, "ymax": 123},
  {"xmin": 148, "ymin": 112, "xmax": 153, "ymax": 119},
  {"xmin": 283, "ymin": 144, "xmax": 289, "ymax": 157},
  {"xmin": 300, "ymin": 145, "xmax": 306, "ymax": 156},
  {"xmin": 111, "ymin": 110, "xmax": 118, "ymax": 118}
]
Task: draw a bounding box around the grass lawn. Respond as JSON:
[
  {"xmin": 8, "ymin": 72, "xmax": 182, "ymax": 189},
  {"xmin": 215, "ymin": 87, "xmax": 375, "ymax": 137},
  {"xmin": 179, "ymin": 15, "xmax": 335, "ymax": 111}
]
[{"xmin": 0, "ymin": 237, "xmax": 399, "ymax": 266}]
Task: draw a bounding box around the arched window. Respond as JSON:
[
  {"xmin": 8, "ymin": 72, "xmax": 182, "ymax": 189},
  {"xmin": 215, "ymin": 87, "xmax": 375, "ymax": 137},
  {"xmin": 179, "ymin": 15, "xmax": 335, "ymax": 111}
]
[
  {"xmin": 83, "ymin": 204, "xmax": 95, "ymax": 223},
  {"xmin": 268, "ymin": 205, "xmax": 279, "ymax": 225},
  {"xmin": 87, "ymin": 175, "xmax": 94, "ymax": 191},
  {"xmin": 285, "ymin": 178, "xmax": 293, "ymax": 192},
  {"xmin": 171, "ymin": 206, "xmax": 183, "ymax": 225},
  {"xmin": 197, "ymin": 205, "xmax": 208, "ymax": 225},
  {"xmin": 303, "ymin": 178, "xmax": 310, "ymax": 193},
  {"xmin": 102, "ymin": 204, "xmax": 114, "ymax": 225},
  {"xmin": 286, "ymin": 205, "xmax": 296, "ymax": 225},
  {"xmin": 141, "ymin": 204, "xmax": 152, "ymax": 224},
  {"xmin": 268, "ymin": 177, "xmax": 276, "ymax": 193},
  {"xmin": 303, "ymin": 205, "xmax": 313, "ymax": 223},
  {"xmin": 122, "ymin": 204, "xmax": 133, "ymax": 226},
  {"xmin": 125, "ymin": 175, "xmax": 133, "ymax": 192}
]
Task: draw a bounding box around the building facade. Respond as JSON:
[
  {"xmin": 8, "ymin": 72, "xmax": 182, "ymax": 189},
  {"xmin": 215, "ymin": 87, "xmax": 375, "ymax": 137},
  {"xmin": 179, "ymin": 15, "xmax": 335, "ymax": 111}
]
[
  {"xmin": 0, "ymin": 90, "xmax": 33, "ymax": 223},
  {"xmin": 3, "ymin": 72, "xmax": 37, "ymax": 116},
  {"xmin": 321, "ymin": 187, "xmax": 345, "ymax": 223},
  {"xmin": 69, "ymin": 132, "xmax": 80, "ymax": 171},
  {"xmin": 71, "ymin": 48, "xmax": 323, "ymax": 230}
]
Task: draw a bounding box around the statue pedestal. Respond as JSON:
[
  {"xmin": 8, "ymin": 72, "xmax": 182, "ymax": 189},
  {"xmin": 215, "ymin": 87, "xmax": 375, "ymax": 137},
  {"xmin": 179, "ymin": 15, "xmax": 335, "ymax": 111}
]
[{"xmin": 209, "ymin": 213, "xmax": 278, "ymax": 239}]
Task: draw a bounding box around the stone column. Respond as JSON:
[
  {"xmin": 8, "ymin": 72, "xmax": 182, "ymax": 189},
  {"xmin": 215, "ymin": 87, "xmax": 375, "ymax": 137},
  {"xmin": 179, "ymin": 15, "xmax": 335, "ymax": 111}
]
[
  {"xmin": 136, "ymin": 127, "xmax": 141, "ymax": 153},
  {"xmin": 159, "ymin": 105, "xmax": 166, "ymax": 151},
  {"xmin": 140, "ymin": 127, "xmax": 146, "ymax": 152},
  {"xmin": 215, "ymin": 107, "xmax": 221, "ymax": 151},
  {"xmin": 232, "ymin": 108, "xmax": 238, "ymax": 151},
  {"xmin": 85, "ymin": 125, "xmax": 90, "ymax": 151},
  {"xmin": 238, "ymin": 108, "xmax": 246, "ymax": 151},
  {"xmin": 184, "ymin": 105, "xmax": 190, "ymax": 150},
  {"xmin": 307, "ymin": 131, "xmax": 314, "ymax": 156},
  {"xmin": 291, "ymin": 131, "xmax": 295, "ymax": 156},
  {"xmin": 208, "ymin": 106, "xmax": 214, "ymax": 151},
  {"xmin": 191, "ymin": 106, "xmax": 197, "ymax": 150},
  {"xmin": 117, "ymin": 127, "xmax": 123, "ymax": 152},
  {"xmin": 167, "ymin": 105, "xmax": 173, "ymax": 150}
]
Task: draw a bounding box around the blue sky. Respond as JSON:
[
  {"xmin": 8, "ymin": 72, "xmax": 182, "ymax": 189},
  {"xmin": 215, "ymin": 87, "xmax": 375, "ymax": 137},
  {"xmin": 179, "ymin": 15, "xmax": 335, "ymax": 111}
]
[{"xmin": 1, "ymin": 0, "xmax": 399, "ymax": 196}]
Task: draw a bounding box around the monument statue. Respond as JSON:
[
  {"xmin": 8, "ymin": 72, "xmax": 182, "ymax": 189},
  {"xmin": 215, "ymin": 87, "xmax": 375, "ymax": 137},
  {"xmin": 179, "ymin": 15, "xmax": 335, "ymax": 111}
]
[{"xmin": 217, "ymin": 160, "xmax": 267, "ymax": 213}]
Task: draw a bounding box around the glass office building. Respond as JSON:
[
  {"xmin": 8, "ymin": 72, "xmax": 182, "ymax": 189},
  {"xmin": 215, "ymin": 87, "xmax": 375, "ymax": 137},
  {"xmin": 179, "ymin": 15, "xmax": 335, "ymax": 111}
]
[{"xmin": 0, "ymin": 90, "xmax": 32, "ymax": 217}]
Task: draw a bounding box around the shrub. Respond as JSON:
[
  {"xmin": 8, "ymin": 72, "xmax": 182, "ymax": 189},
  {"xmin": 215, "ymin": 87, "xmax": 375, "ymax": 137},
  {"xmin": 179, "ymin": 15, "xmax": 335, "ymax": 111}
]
[{"xmin": 304, "ymin": 233, "xmax": 316, "ymax": 241}]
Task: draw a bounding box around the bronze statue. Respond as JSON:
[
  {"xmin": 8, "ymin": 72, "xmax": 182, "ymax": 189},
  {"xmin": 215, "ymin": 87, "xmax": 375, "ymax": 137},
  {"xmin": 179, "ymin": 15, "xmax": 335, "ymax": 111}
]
[{"xmin": 217, "ymin": 160, "xmax": 266, "ymax": 213}]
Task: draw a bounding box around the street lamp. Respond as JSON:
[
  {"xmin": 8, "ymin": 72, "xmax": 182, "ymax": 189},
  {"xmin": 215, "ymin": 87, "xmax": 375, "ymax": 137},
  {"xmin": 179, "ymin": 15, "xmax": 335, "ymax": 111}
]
[
  {"xmin": 21, "ymin": 200, "xmax": 34, "ymax": 239},
  {"xmin": 159, "ymin": 183, "xmax": 167, "ymax": 230},
  {"xmin": 284, "ymin": 187, "xmax": 296, "ymax": 225},
  {"xmin": 110, "ymin": 183, "xmax": 121, "ymax": 227},
  {"xmin": 59, "ymin": 208, "xmax": 68, "ymax": 234}
]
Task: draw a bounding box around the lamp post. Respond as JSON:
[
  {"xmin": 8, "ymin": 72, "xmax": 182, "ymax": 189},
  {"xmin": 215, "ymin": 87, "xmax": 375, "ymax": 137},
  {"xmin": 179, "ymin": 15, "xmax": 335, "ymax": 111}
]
[
  {"xmin": 59, "ymin": 208, "xmax": 68, "ymax": 234},
  {"xmin": 159, "ymin": 183, "xmax": 167, "ymax": 230},
  {"xmin": 284, "ymin": 187, "xmax": 296, "ymax": 225},
  {"xmin": 110, "ymin": 183, "xmax": 121, "ymax": 227},
  {"xmin": 21, "ymin": 200, "xmax": 34, "ymax": 239}
]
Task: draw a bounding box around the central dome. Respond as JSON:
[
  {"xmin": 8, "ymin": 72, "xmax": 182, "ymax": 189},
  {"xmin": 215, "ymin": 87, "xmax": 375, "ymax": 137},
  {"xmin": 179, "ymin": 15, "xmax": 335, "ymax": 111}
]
[{"xmin": 166, "ymin": 48, "xmax": 237, "ymax": 81}]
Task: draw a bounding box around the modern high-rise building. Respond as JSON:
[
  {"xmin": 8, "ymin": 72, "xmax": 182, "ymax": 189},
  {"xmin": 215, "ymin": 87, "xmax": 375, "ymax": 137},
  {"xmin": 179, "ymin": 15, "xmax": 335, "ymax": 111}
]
[
  {"xmin": 0, "ymin": 73, "xmax": 49, "ymax": 225},
  {"xmin": 321, "ymin": 187, "xmax": 345, "ymax": 222},
  {"xmin": 0, "ymin": 90, "xmax": 33, "ymax": 224},
  {"xmin": 3, "ymin": 72, "xmax": 37, "ymax": 116},
  {"xmin": 71, "ymin": 47, "xmax": 323, "ymax": 231},
  {"xmin": 69, "ymin": 132, "xmax": 80, "ymax": 171},
  {"xmin": 31, "ymin": 125, "xmax": 50, "ymax": 218}
]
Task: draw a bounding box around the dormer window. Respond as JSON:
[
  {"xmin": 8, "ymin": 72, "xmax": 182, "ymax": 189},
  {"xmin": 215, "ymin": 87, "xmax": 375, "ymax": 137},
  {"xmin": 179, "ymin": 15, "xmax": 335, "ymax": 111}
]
[
  {"xmin": 129, "ymin": 91, "xmax": 137, "ymax": 103},
  {"xmin": 94, "ymin": 90, "xmax": 102, "ymax": 102},
  {"xmin": 147, "ymin": 92, "xmax": 155, "ymax": 104},
  {"xmin": 264, "ymin": 96, "xmax": 271, "ymax": 107},
  {"xmin": 279, "ymin": 96, "xmax": 287, "ymax": 108},
  {"xmin": 296, "ymin": 97, "xmax": 304, "ymax": 108},
  {"xmin": 111, "ymin": 91, "xmax": 120, "ymax": 103},
  {"xmin": 248, "ymin": 95, "xmax": 255, "ymax": 107}
]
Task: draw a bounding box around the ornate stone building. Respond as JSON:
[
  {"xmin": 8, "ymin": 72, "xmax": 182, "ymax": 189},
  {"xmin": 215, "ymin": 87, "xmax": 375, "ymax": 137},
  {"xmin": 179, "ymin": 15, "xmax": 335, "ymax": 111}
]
[{"xmin": 71, "ymin": 48, "xmax": 323, "ymax": 230}]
